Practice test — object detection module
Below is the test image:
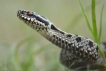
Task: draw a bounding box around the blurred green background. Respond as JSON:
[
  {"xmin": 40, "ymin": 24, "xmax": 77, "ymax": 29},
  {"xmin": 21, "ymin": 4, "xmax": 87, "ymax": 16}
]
[{"xmin": 0, "ymin": 0, "xmax": 106, "ymax": 71}]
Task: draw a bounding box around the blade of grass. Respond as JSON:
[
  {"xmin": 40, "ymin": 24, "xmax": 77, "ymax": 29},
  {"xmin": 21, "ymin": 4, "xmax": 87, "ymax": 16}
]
[
  {"xmin": 22, "ymin": 39, "xmax": 37, "ymax": 71},
  {"xmin": 66, "ymin": 4, "xmax": 92, "ymax": 32},
  {"xmin": 92, "ymin": 0, "xmax": 106, "ymax": 64},
  {"xmin": 92, "ymin": 0, "xmax": 98, "ymax": 42},
  {"xmin": 65, "ymin": 62, "xmax": 74, "ymax": 71},
  {"xmin": 66, "ymin": 1, "xmax": 101, "ymax": 32},
  {"xmin": 98, "ymin": 5, "xmax": 105, "ymax": 62},
  {"xmin": 30, "ymin": 44, "xmax": 51, "ymax": 58},
  {"xmin": 13, "ymin": 35, "xmax": 36, "ymax": 71},
  {"xmin": 23, "ymin": 44, "xmax": 52, "ymax": 71},
  {"xmin": 14, "ymin": 35, "xmax": 35, "ymax": 62},
  {"xmin": 78, "ymin": 0, "xmax": 94, "ymax": 37},
  {"xmin": 99, "ymin": 4, "xmax": 105, "ymax": 42}
]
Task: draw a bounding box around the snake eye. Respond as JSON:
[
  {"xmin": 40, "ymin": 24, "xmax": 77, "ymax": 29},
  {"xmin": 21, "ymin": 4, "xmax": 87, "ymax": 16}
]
[{"xmin": 27, "ymin": 11, "xmax": 33, "ymax": 16}]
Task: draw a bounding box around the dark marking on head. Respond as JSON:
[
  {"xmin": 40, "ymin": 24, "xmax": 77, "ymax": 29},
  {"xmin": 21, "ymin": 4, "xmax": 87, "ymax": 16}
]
[
  {"xmin": 51, "ymin": 24, "xmax": 64, "ymax": 34},
  {"xmin": 89, "ymin": 41, "xmax": 93, "ymax": 47},
  {"xmin": 33, "ymin": 15, "xmax": 49, "ymax": 26},
  {"xmin": 76, "ymin": 37, "xmax": 81, "ymax": 42},
  {"xmin": 51, "ymin": 24, "xmax": 58, "ymax": 31}
]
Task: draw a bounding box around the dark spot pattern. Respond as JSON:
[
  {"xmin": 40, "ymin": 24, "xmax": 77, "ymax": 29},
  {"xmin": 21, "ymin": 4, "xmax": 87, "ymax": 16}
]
[
  {"xmin": 51, "ymin": 24, "xmax": 57, "ymax": 30},
  {"xmin": 76, "ymin": 37, "xmax": 81, "ymax": 42},
  {"xmin": 96, "ymin": 46, "xmax": 98, "ymax": 52},
  {"xmin": 66, "ymin": 34, "xmax": 72, "ymax": 37},
  {"xmin": 89, "ymin": 41, "xmax": 93, "ymax": 47}
]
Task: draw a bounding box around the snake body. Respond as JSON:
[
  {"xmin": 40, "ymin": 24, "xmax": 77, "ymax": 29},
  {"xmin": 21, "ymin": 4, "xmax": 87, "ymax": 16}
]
[{"xmin": 17, "ymin": 10, "xmax": 99, "ymax": 70}]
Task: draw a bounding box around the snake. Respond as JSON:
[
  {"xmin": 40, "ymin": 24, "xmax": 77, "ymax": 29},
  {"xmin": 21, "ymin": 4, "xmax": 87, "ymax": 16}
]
[{"xmin": 17, "ymin": 10, "xmax": 104, "ymax": 71}]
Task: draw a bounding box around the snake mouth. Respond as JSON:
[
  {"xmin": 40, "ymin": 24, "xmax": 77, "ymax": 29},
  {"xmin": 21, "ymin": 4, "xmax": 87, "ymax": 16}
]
[{"xmin": 17, "ymin": 10, "xmax": 36, "ymax": 23}]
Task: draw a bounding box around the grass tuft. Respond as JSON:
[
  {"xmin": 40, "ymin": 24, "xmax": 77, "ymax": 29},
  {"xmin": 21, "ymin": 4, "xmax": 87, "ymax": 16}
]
[{"xmin": 99, "ymin": 4, "xmax": 105, "ymax": 42}]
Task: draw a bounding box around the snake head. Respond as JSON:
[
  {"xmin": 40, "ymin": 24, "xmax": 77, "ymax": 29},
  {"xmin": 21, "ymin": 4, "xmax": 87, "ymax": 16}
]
[
  {"xmin": 17, "ymin": 10, "xmax": 53, "ymax": 31},
  {"xmin": 17, "ymin": 10, "xmax": 64, "ymax": 34}
]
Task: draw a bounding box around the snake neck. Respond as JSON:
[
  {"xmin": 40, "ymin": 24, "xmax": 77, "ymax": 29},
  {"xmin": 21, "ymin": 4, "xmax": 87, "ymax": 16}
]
[
  {"xmin": 42, "ymin": 27, "xmax": 98, "ymax": 63},
  {"xmin": 45, "ymin": 28, "xmax": 71, "ymax": 49}
]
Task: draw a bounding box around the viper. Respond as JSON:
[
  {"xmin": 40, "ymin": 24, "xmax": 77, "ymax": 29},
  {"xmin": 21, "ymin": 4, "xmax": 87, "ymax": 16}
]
[{"xmin": 17, "ymin": 10, "xmax": 105, "ymax": 71}]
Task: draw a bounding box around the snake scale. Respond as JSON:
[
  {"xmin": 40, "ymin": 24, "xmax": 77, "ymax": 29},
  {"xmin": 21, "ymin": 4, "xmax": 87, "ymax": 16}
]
[{"xmin": 17, "ymin": 10, "xmax": 105, "ymax": 71}]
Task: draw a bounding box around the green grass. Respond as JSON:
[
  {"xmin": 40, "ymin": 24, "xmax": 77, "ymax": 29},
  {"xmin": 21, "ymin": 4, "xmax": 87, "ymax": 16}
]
[{"xmin": 12, "ymin": 35, "xmax": 59, "ymax": 71}]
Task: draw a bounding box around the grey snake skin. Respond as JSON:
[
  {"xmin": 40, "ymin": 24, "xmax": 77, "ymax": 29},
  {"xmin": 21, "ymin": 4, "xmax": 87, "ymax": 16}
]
[{"xmin": 17, "ymin": 10, "xmax": 105, "ymax": 71}]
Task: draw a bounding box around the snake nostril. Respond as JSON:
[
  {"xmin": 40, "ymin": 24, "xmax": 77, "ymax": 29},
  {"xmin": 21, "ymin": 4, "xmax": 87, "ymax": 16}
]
[
  {"xmin": 17, "ymin": 10, "xmax": 22, "ymax": 17},
  {"xmin": 17, "ymin": 10, "xmax": 20, "ymax": 14}
]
